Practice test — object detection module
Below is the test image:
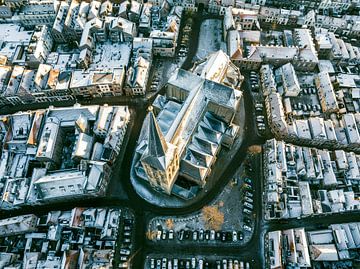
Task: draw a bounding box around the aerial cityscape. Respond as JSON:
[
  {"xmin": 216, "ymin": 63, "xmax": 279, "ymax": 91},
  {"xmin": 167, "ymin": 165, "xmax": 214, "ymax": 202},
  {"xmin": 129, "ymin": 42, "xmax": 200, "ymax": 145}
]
[{"xmin": 0, "ymin": 0, "xmax": 359, "ymax": 268}]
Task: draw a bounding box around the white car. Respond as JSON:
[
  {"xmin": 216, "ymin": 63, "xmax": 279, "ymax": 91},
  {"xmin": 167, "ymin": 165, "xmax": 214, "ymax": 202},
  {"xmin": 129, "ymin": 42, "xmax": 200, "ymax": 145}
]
[
  {"xmin": 243, "ymin": 208, "xmax": 252, "ymax": 215},
  {"xmin": 191, "ymin": 258, "xmax": 196, "ymax": 269},
  {"xmin": 243, "ymin": 224, "xmax": 252, "ymax": 232},
  {"xmin": 156, "ymin": 230, "xmax": 162, "ymax": 240},
  {"xmin": 234, "ymin": 260, "xmax": 239, "ymax": 269},
  {"xmin": 198, "ymin": 259, "xmax": 204, "ymax": 269},
  {"xmin": 168, "ymin": 229, "xmax": 174, "ymax": 240},
  {"xmin": 173, "ymin": 259, "xmax": 178, "ymax": 269},
  {"xmin": 210, "ymin": 230, "xmax": 216, "ymax": 240},
  {"xmin": 244, "ymin": 202, "xmax": 253, "ymax": 210},
  {"xmin": 232, "ymin": 231, "xmax": 238, "ymax": 242},
  {"xmin": 150, "ymin": 258, "xmax": 155, "ymax": 269}
]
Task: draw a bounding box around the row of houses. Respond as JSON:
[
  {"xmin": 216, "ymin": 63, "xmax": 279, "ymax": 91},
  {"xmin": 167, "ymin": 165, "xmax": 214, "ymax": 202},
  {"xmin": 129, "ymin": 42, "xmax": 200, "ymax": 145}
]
[
  {"xmin": 0, "ymin": 207, "xmax": 127, "ymax": 269},
  {"xmin": 267, "ymin": 222, "xmax": 360, "ymax": 269},
  {"xmin": 264, "ymin": 138, "xmax": 360, "ymax": 220}
]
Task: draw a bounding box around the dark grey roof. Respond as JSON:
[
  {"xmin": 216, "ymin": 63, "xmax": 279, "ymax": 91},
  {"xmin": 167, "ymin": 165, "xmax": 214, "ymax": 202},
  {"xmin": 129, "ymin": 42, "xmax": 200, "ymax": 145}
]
[
  {"xmin": 147, "ymin": 111, "xmax": 167, "ymax": 156},
  {"xmin": 140, "ymin": 111, "xmax": 168, "ymax": 170}
]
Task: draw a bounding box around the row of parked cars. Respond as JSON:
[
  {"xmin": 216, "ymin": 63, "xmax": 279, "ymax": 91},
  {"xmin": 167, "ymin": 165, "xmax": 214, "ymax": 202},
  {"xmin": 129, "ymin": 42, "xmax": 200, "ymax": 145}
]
[
  {"xmin": 150, "ymin": 76, "xmax": 161, "ymax": 92},
  {"xmin": 118, "ymin": 218, "xmax": 135, "ymax": 268},
  {"xmin": 254, "ymin": 102, "xmax": 267, "ymax": 133},
  {"xmin": 178, "ymin": 19, "xmax": 192, "ymax": 57},
  {"xmin": 156, "ymin": 228, "xmax": 244, "ymax": 243},
  {"xmin": 241, "ymin": 178, "xmax": 254, "ymax": 233},
  {"xmin": 249, "ymin": 71, "xmax": 260, "ymax": 92},
  {"xmin": 292, "ymin": 102, "xmax": 321, "ymax": 113},
  {"xmin": 149, "ymin": 257, "xmax": 251, "ymax": 269}
]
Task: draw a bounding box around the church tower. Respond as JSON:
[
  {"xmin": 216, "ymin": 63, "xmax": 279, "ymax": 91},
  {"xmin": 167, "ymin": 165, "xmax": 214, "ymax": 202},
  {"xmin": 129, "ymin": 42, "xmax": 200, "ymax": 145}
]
[{"xmin": 140, "ymin": 110, "xmax": 179, "ymax": 194}]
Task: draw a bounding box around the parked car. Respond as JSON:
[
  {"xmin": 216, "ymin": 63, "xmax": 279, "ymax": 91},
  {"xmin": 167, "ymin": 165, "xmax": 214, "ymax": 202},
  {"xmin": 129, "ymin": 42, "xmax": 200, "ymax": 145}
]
[
  {"xmin": 179, "ymin": 230, "xmax": 184, "ymax": 241},
  {"xmin": 244, "ymin": 178, "xmax": 252, "ymax": 185},
  {"xmin": 124, "ymin": 225, "xmax": 132, "ymax": 231},
  {"xmin": 198, "ymin": 259, "xmax": 204, "ymax": 269},
  {"xmin": 243, "ymin": 224, "xmax": 252, "ymax": 232},
  {"xmin": 191, "ymin": 258, "xmax": 196, "ymax": 269},
  {"xmin": 199, "ymin": 229, "xmax": 204, "ymax": 241},
  {"xmin": 243, "ymin": 208, "xmax": 252, "ymax": 215},
  {"xmin": 221, "ymin": 232, "xmax": 227, "ymax": 242},
  {"xmin": 232, "ymin": 231, "xmax": 238, "ymax": 242},
  {"xmin": 244, "ymin": 217, "xmax": 252, "ymax": 225},
  {"xmin": 120, "ymin": 248, "xmax": 130, "ymax": 256},
  {"xmin": 243, "ymin": 183, "xmax": 253, "ymax": 191},
  {"xmin": 169, "ymin": 229, "xmax": 174, "ymax": 240},
  {"xmin": 244, "ymin": 196, "xmax": 253, "ymax": 203},
  {"xmin": 210, "ymin": 230, "xmax": 215, "ymax": 240},
  {"xmin": 244, "ymin": 202, "xmax": 253, "ymax": 210},
  {"xmin": 222, "ymin": 259, "xmax": 227, "ymax": 269},
  {"xmin": 162, "ymin": 230, "xmax": 167, "ymax": 240},
  {"xmin": 216, "ymin": 231, "xmax": 221, "ymax": 241},
  {"xmin": 234, "ymin": 260, "xmax": 239, "ymax": 269},
  {"xmin": 156, "ymin": 230, "xmax": 162, "ymax": 241},
  {"xmin": 150, "ymin": 258, "xmax": 155, "ymax": 269},
  {"xmin": 162, "ymin": 258, "xmax": 167, "ymax": 269},
  {"xmin": 256, "ymin": 117, "xmax": 264, "ymax": 123},
  {"xmin": 192, "ymin": 231, "xmax": 198, "ymax": 241},
  {"xmin": 119, "ymin": 262, "xmax": 128, "ymax": 268},
  {"xmin": 205, "ymin": 230, "xmax": 210, "ymax": 240},
  {"xmin": 185, "ymin": 230, "xmax": 191, "ymax": 240}
]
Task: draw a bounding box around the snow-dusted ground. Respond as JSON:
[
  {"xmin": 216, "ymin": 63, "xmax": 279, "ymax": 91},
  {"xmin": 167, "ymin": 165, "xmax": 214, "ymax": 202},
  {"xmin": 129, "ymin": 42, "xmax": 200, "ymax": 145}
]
[{"xmin": 194, "ymin": 19, "xmax": 227, "ymax": 61}]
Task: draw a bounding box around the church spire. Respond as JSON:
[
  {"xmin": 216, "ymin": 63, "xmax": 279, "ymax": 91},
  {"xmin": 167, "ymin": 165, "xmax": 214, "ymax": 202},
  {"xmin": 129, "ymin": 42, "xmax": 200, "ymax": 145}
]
[{"xmin": 147, "ymin": 110, "xmax": 168, "ymax": 157}]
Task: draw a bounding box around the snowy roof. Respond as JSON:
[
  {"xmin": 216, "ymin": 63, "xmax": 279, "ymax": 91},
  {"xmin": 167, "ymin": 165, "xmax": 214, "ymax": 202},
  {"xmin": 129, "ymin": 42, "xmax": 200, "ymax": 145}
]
[
  {"xmin": 309, "ymin": 244, "xmax": 339, "ymax": 261},
  {"xmin": 0, "ymin": 24, "xmax": 32, "ymax": 43}
]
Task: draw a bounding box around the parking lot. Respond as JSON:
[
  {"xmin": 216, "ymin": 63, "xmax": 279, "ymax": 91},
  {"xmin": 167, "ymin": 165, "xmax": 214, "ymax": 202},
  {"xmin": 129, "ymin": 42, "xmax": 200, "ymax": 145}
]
[
  {"xmin": 194, "ymin": 18, "xmax": 226, "ymax": 61},
  {"xmin": 288, "ymin": 74, "xmax": 322, "ymax": 120},
  {"xmin": 146, "ymin": 160, "xmax": 256, "ymax": 247},
  {"xmin": 117, "ymin": 209, "xmax": 136, "ymax": 269},
  {"xmin": 145, "ymin": 254, "xmax": 252, "ymax": 269}
]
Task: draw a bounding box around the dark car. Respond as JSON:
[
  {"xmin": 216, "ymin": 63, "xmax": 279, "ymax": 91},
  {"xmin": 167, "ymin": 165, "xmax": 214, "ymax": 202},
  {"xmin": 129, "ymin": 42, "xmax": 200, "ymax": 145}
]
[
  {"xmin": 179, "ymin": 229, "xmax": 185, "ymax": 241},
  {"xmin": 221, "ymin": 232, "xmax": 227, "ymax": 242},
  {"xmin": 216, "ymin": 231, "xmax": 221, "ymax": 241},
  {"xmin": 226, "ymin": 232, "xmax": 232, "ymax": 241},
  {"xmin": 244, "ymin": 217, "xmax": 252, "ymax": 225},
  {"xmin": 185, "ymin": 230, "xmax": 191, "ymax": 240}
]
